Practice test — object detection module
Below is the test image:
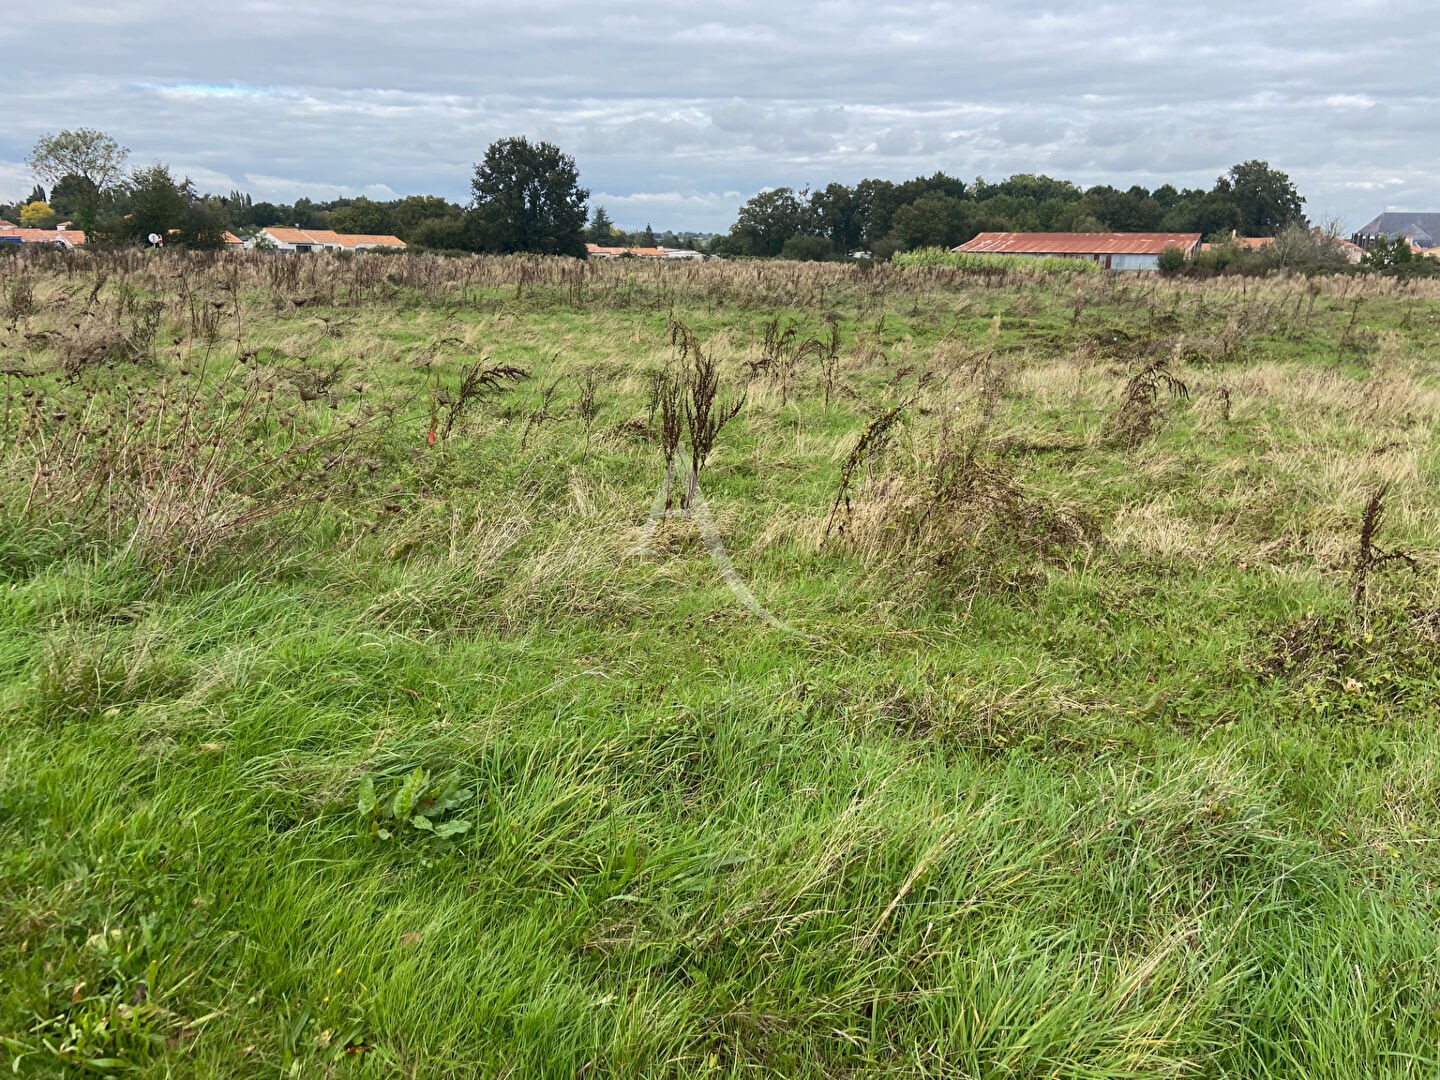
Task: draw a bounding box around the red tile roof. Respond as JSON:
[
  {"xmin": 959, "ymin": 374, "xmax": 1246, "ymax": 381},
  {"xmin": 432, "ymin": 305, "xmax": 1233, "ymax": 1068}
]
[
  {"xmin": 262, "ymin": 227, "xmax": 405, "ymax": 249},
  {"xmin": 586, "ymin": 243, "xmax": 668, "ymax": 257},
  {"xmin": 0, "ymin": 227, "xmax": 86, "ymax": 246},
  {"xmin": 956, "ymin": 232, "xmax": 1202, "ymax": 256},
  {"xmin": 330, "ymin": 232, "xmax": 406, "ymax": 248}
]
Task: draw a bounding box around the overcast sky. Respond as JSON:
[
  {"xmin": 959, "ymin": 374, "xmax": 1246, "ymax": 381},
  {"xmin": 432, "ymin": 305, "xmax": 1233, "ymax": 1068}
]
[{"xmin": 2, "ymin": 1, "xmax": 1436, "ymax": 232}]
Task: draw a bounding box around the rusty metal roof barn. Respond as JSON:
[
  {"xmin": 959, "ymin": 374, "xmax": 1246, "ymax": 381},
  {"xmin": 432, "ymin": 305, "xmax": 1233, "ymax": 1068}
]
[{"xmin": 955, "ymin": 233, "xmax": 1202, "ymax": 255}]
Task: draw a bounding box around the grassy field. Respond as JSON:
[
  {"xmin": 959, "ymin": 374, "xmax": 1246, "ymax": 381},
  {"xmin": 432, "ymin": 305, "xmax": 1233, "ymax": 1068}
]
[{"xmin": 1, "ymin": 250, "xmax": 1438, "ymax": 1078}]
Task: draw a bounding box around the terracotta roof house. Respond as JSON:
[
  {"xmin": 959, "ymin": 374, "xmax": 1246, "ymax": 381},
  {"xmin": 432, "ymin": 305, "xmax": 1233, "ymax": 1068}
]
[
  {"xmin": 586, "ymin": 243, "xmax": 706, "ymax": 260},
  {"xmin": 953, "ymin": 232, "xmax": 1201, "ymax": 271},
  {"xmin": 0, "ymin": 226, "xmax": 86, "ymax": 248},
  {"xmin": 587, "ymin": 244, "xmax": 662, "ymax": 258},
  {"xmin": 1351, "ymin": 212, "xmax": 1440, "ymax": 251},
  {"xmin": 251, "ymin": 227, "xmax": 405, "ymax": 252},
  {"xmin": 1338, "ymin": 240, "xmax": 1366, "ymax": 263}
]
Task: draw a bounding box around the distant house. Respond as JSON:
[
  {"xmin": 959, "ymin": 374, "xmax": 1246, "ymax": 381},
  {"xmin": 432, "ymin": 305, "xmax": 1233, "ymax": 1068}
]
[
  {"xmin": 0, "ymin": 226, "xmax": 86, "ymax": 248},
  {"xmin": 250, "ymin": 227, "xmax": 405, "ymax": 252},
  {"xmin": 1351, "ymin": 212, "xmax": 1440, "ymax": 251},
  {"xmin": 585, "ymin": 243, "xmax": 706, "ymax": 260},
  {"xmin": 954, "ymin": 232, "xmax": 1202, "ymax": 271}
]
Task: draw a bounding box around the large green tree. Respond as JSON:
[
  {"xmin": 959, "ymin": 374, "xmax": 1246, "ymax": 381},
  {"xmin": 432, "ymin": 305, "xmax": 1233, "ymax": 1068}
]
[
  {"xmin": 391, "ymin": 195, "xmax": 462, "ymax": 241},
  {"xmin": 1160, "ymin": 192, "xmax": 1243, "ymax": 238},
  {"xmin": 1081, "ymin": 185, "xmax": 1164, "ymax": 232},
  {"xmin": 1217, "ymin": 160, "xmax": 1305, "ymax": 237},
  {"xmin": 809, "ymin": 183, "xmax": 865, "ymax": 253},
  {"xmin": 889, "ymin": 195, "xmax": 975, "ymax": 250},
  {"xmin": 118, "ymin": 164, "xmax": 186, "ymax": 245},
  {"xmin": 290, "ymin": 198, "xmax": 327, "ymax": 230},
  {"xmin": 853, "ymin": 178, "xmax": 901, "ymax": 248},
  {"xmin": 328, "ymin": 197, "xmax": 395, "ymax": 236},
  {"xmin": 27, "ymin": 129, "xmax": 129, "ymax": 233},
  {"xmin": 468, "ymin": 137, "xmax": 589, "ymax": 257},
  {"xmin": 728, "ymin": 187, "xmax": 812, "ymax": 256},
  {"xmin": 981, "ymin": 174, "xmax": 1082, "ymax": 204},
  {"xmin": 48, "ymin": 174, "xmax": 101, "ymax": 220},
  {"xmin": 27, "ymin": 129, "xmax": 129, "ymax": 190}
]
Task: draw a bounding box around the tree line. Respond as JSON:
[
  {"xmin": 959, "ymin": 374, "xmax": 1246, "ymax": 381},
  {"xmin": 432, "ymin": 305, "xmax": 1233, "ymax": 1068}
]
[
  {"xmin": 711, "ymin": 160, "xmax": 1307, "ymax": 260},
  {"xmin": 1, "ymin": 127, "xmax": 478, "ymax": 251},
  {"xmin": 5, "ymin": 129, "xmax": 1308, "ymax": 261},
  {"xmin": 2, "ymin": 131, "xmax": 598, "ymax": 254}
]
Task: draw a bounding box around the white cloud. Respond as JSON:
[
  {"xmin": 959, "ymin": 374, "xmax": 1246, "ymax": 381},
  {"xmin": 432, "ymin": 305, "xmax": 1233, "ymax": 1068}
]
[
  {"xmin": 1324, "ymin": 94, "xmax": 1378, "ymax": 108},
  {"xmin": 0, "ymin": 161, "xmax": 36, "ymax": 202},
  {"xmin": 241, "ymin": 175, "xmax": 401, "ymax": 203}
]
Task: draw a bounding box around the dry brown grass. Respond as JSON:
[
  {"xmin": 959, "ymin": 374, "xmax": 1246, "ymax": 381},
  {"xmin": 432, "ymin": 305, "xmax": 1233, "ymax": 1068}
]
[{"xmin": 1, "ymin": 247, "xmax": 1435, "ymax": 609}]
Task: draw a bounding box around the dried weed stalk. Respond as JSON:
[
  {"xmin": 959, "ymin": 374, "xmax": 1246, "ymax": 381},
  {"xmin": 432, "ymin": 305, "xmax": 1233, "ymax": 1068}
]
[
  {"xmin": 824, "ymin": 400, "xmax": 909, "ymax": 542},
  {"xmin": 578, "ymin": 365, "xmax": 605, "ymax": 461},
  {"xmin": 1106, "ymin": 359, "xmax": 1189, "ymax": 447},
  {"xmin": 1352, "ymin": 484, "xmax": 1418, "ymax": 609},
  {"xmin": 433, "ymin": 360, "xmax": 529, "ymax": 438},
  {"xmin": 668, "ymin": 320, "xmax": 744, "ymax": 507}
]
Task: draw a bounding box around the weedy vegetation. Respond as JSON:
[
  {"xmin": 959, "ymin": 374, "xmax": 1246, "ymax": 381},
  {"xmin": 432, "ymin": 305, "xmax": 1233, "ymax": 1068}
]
[{"xmin": 1, "ymin": 248, "xmax": 1439, "ymax": 1077}]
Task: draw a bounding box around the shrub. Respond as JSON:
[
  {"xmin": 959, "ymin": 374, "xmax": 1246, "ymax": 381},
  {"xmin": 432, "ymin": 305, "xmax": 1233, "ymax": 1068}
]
[
  {"xmin": 1156, "ymin": 245, "xmax": 1188, "ymax": 275},
  {"xmin": 829, "ymin": 419, "xmax": 1097, "ymax": 592},
  {"xmin": 779, "ymin": 234, "xmax": 834, "ymax": 262}
]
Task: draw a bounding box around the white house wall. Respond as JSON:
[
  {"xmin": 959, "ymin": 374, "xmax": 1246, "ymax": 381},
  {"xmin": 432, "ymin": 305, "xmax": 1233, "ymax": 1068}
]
[{"xmin": 1109, "ymin": 253, "xmax": 1159, "ymax": 271}]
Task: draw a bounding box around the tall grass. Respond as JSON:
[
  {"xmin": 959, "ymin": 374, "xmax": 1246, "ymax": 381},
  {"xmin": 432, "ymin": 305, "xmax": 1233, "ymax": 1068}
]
[
  {"xmin": 1, "ymin": 247, "xmax": 1438, "ymax": 1076},
  {"xmin": 892, "ymin": 246, "xmax": 1103, "ymax": 275}
]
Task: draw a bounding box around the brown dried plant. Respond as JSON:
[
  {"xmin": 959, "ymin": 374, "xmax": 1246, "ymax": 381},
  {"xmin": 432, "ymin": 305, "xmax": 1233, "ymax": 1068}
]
[
  {"xmin": 668, "ymin": 319, "xmax": 744, "ymax": 508},
  {"xmin": 1352, "ymin": 485, "xmax": 1419, "ymax": 610},
  {"xmin": 1106, "ymin": 358, "xmax": 1189, "ymax": 447},
  {"xmin": 434, "ymin": 359, "xmax": 529, "ymax": 438},
  {"xmin": 824, "ymin": 400, "xmax": 909, "ymax": 542}
]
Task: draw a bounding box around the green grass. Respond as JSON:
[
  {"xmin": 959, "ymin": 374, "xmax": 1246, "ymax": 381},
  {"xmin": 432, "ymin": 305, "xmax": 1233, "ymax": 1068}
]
[
  {"xmin": 891, "ymin": 247, "xmax": 1103, "ymax": 275},
  {"xmin": 1, "ymin": 251, "xmax": 1438, "ymax": 1076}
]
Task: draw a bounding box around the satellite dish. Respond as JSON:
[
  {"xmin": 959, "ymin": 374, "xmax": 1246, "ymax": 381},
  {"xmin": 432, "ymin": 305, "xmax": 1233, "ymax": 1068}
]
[{"xmin": 148, "ymin": 233, "xmax": 162, "ymax": 246}]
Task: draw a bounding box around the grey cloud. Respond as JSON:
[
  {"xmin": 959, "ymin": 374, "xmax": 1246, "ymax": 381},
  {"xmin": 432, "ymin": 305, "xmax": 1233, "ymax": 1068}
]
[{"xmin": 0, "ymin": 1, "xmax": 1437, "ymax": 231}]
